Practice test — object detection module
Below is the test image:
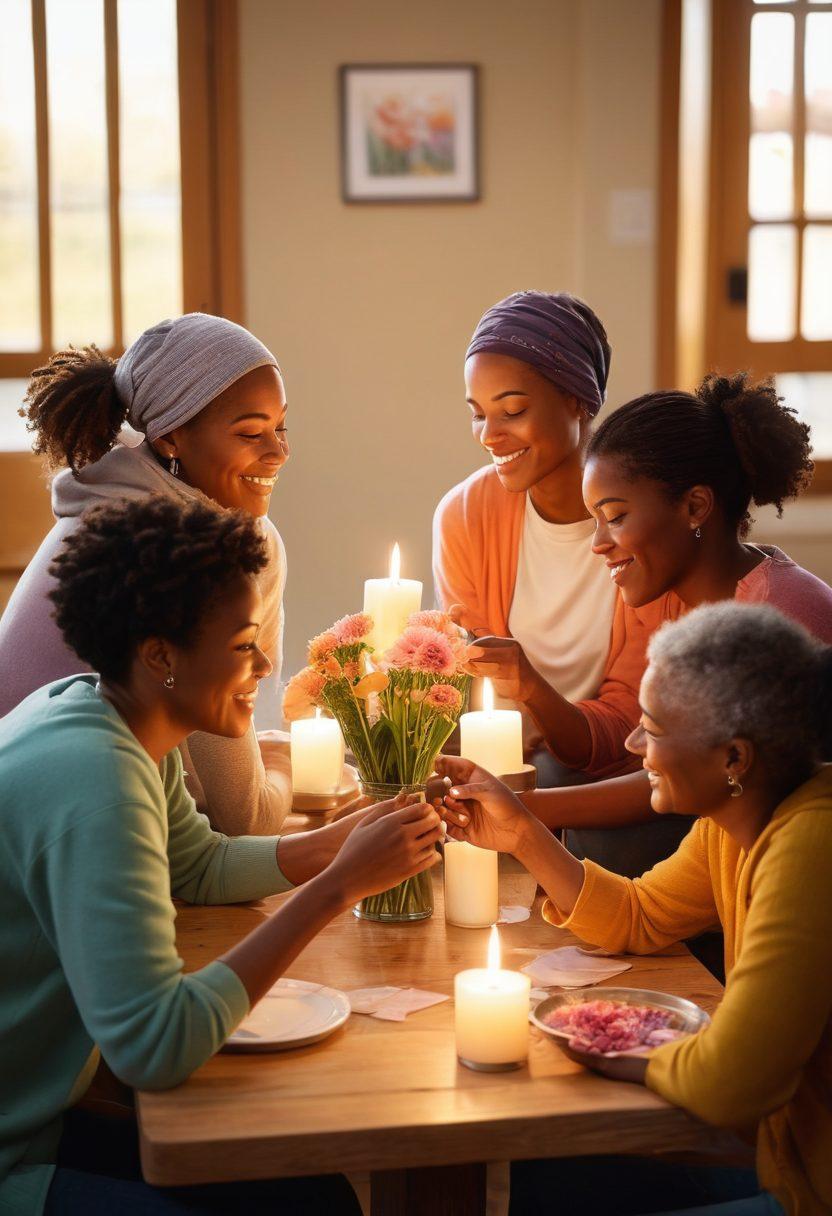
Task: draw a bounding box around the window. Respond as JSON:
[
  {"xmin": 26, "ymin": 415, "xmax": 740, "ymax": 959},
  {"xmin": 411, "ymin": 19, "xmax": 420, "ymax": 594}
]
[
  {"xmin": 0, "ymin": 0, "xmax": 241, "ymax": 378},
  {"xmin": 659, "ymin": 0, "xmax": 832, "ymax": 487}
]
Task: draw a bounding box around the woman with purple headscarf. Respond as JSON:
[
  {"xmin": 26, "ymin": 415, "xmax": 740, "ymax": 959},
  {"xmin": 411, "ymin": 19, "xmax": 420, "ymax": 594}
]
[{"xmin": 433, "ymin": 291, "xmax": 688, "ymax": 877}]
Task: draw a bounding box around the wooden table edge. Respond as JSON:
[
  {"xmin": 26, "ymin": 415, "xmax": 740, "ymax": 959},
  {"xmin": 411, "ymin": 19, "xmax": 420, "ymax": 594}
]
[{"xmin": 138, "ymin": 1102, "xmax": 726, "ymax": 1187}]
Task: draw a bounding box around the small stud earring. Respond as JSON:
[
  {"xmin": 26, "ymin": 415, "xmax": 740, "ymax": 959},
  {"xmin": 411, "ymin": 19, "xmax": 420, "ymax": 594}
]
[
  {"xmin": 164, "ymin": 672, "xmax": 175, "ymax": 689},
  {"xmin": 695, "ymin": 526, "xmax": 702, "ymax": 539},
  {"xmin": 169, "ymin": 456, "xmax": 180, "ymax": 477},
  {"xmin": 728, "ymin": 774, "xmax": 743, "ymax": 798}
]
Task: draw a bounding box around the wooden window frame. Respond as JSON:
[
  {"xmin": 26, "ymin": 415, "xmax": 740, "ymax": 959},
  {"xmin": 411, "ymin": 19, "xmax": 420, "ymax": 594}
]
[
  {"xmin": 0, "ymin": 0, "xmax": 242, "ymax": 378},
  {"xmin": 658, "ymin": 0, "xmax": 832, "ymax": 493}
]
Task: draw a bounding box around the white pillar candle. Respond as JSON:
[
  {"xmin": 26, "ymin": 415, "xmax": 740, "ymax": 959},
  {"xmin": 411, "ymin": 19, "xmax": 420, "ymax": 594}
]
[
  {"xmin": 444, "ymin": 839, "xmax": 499, "ymax": 928},
  {"xmin": 459, "ymin": 679, "xmax": 523, "ymax": 775},
  {"xmin": 455, "ymin": 926, "xmax": 530, "ymax": 1070},
  {"xmin": 290, "ymin": 709, "xmax": 344, "ymax": 795},
  {"xmin": 363, "ymin": 542, "xmax": 422, "ymax": 657}
]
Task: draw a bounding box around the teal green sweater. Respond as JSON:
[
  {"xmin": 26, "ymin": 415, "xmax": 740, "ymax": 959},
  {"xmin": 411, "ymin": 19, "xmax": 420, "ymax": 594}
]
[{"xmin": 0, "ymin": 676, "xmax": 293, "ymax": 1216}]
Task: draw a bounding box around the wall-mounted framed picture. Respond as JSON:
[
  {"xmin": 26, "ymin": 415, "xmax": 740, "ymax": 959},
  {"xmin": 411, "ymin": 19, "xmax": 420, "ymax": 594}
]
[{"xmin": 339, "ymin": 63, "xmax": 480, "ymax": 203}]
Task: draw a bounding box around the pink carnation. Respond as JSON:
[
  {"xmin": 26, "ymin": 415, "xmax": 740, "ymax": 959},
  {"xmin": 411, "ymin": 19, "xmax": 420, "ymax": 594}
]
[
  {"xmin": 282, "ymin": 666, "xmax": 326, "ymax": 721},
  {"xmin": 408, "ymin": 609, "xmax": 458, "ymax": 637},
  {"xmin": 424, "ymin": 683, "xmax": 462, "ymax": 713},
  {"xmin": 384, "ymin": 626, "xmax": 456, "ymax": 676},
  {"xmin": 331, "ymin": 612, "xmax": 373, "ymax": 646},
  {"xmin": 308, "ymin": 630, "xmax": 338, "ymax": 664}
]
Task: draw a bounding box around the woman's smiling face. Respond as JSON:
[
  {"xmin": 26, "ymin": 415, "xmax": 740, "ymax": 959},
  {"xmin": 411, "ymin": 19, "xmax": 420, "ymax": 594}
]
[
  {"xmin": 465, "ymin": 352, "xmax": 586, "ymax": 493},
  {"xmin": 625, "ymin": 669, "xmax": 734, "ymax": 818},
  {"xmin": 157, "ymin": 364, "xmax": 289, "ymax": 517},
  {"xmin": 583, "ymin": 452, "xmax": 700, "ymax": 607},
  {"xmin": 166, "ymin": 575, "xmax": 273, "ymax": 738}
]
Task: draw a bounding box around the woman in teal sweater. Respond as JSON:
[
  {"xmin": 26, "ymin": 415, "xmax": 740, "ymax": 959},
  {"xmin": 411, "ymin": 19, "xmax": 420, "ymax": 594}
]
[{"xmin": 0, "ymin": 496, "xmax": 442, "ymax": 1216}]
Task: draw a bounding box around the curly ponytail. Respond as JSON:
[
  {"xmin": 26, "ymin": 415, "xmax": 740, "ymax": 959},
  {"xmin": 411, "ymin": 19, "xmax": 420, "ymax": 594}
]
[
  {"xmin": 696, "ymin": 372, "xmax": 813, "ymax": 516},
  {"xmin": 588, "ymin": 371, "xmax": 815, "ymax": 537},
  {"xmin": 21, "ymin": 346, "xmax": 127, "ymax": 475}
]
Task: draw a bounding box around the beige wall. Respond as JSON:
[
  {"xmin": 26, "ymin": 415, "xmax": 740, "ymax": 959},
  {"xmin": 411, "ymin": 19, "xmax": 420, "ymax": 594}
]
[{"xmin": 240, "ymin": 0, "xmax": 662, "ymax": 684}]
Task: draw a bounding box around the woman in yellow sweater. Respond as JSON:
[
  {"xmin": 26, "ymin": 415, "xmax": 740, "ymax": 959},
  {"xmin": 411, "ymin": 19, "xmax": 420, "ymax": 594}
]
[{"xmin": 436, "ymin": 601, "xmax": 832, "ymax": 1216}]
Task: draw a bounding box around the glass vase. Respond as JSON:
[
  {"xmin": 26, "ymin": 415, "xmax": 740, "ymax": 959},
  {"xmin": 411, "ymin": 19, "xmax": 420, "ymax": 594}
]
[{"xmin": 353, "ymin": 781, "xmax": 434, "ymax": 923}]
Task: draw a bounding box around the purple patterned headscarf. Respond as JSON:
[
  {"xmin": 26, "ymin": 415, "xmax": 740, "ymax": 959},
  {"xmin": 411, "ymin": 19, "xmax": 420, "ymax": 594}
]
[{"xmin": 465, "ymin": 291, "xmax": 611, "ymax": 417}]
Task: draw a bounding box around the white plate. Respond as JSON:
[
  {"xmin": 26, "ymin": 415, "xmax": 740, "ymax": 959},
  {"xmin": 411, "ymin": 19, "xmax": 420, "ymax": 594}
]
[{"xmin": 223, "ymin": 978, "xmax": 351, "ymax": 1053}]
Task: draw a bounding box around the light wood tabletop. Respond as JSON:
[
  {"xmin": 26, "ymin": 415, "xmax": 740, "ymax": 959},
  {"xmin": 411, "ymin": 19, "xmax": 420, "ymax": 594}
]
[{"xmin": 137, "ymin": 857, "xmax": 732, "ymax": 1214}]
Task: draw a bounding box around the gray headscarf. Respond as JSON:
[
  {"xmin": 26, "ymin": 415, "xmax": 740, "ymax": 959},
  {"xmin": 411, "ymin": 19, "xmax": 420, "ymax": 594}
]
[{"xmin": 114, "ymin": 313, "xmax": 280, "ymax": 441}]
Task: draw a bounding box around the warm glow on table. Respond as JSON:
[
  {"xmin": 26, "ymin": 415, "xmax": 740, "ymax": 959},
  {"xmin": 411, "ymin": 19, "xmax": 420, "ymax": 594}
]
[
  {"xmin": 454, "ymin": 925, "xmax": 530, "ymax": 1070},
  {"xmin": 444, "ymin": 839, "xmax": 498, "ymax": 928},
  {"xmin": 290, "ymin": 708, "xmax": 344, "ymax": 795},
  {"xmin": 459, "ymin": 678, "xmax": 523, "ymax": 776},
  {"xmin": 363, "ymin": 541, "xmax": 422, "ymax": 657}
]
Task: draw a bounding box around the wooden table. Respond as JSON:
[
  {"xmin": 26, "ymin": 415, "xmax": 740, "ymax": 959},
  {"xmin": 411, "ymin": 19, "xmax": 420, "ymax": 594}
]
[{"xmin": 137, "ymin": 859, "xmax": 731, "ymax": 1214}]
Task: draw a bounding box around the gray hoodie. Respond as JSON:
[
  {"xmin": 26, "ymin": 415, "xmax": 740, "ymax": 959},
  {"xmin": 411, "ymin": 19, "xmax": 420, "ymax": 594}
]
[{"xmin": 0, "ymin": 440, "xmax": 289, "ymax": 834}]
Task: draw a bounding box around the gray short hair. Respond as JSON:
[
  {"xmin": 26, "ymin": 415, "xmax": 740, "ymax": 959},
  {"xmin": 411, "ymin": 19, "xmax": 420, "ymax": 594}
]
[{"xmin": 646, "ymin": 601, "xmax": 831, "ymax": 786}]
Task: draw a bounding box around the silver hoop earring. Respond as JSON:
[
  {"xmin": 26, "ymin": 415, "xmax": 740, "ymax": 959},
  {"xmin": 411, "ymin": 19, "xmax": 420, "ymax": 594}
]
[
  {"xmin": 695, "ymin": 527, "xmax": 702, "ymax": 539},
  {"xmin": 728, "ymin": 774, "xmax": 743, "ymax": 798},
  {"xmin": 169, "ymin": 456, "xmax": 180, "ymax": 477},
  {"xmin": 164, "ymin": 672, "xmax": 175, "ymax": 689}
]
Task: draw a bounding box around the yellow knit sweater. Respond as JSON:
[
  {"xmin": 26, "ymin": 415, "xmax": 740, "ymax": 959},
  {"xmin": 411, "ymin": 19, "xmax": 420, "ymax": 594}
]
[{"xmin": 543, "ymin": 767, "xmax": 832, "ymax": 1216}]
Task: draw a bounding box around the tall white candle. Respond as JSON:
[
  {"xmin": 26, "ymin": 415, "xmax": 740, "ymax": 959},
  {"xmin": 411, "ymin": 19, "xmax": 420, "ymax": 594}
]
[
  {"xmin": 444, "ymin": 839, "xmax": 499, "ymax": 928},
  {"xmin": 363, "ymin": 542, "xmax": 422, "ymax": 657},
  {"xmin": 290, "ymin": 709, "xmax": 344, "ymax": 795},
  {"xmin": 455, "ymin": 926, "xmax": 530, "ymax": 1070},
  {"xmin": 459, "ymin": 679, "xmax": 523, "ymax": 775}
]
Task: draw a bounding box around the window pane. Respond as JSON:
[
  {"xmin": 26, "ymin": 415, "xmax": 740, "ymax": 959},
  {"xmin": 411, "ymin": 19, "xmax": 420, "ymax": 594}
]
[
  {"xmin": 801, "ymin": 225, "xmax": 832, "ymax": 340},
  {"xmin": 805, "ymin": 14, "xmax": 832, "ymax": 218},
  {"xmin": 0, "ymin": 0, "xmax": 39, "ymax": 350},
  {"xmin": 777, "ymin": 374, "xmax": 832, "ymax": 459},
  {"xmin": 749, "ymin": 13, "xmax": 794, "ymax": 220},
  {"xmin": 118, "ymin": 0, "xmax": 182, "ymax": 344},
  {"xmin": 46, "ymin": 0, "xmax": 112, "ymax": 348},
  {"xmin": 747, "ymin": 223, "xmax": 797, "ymax": 340}
]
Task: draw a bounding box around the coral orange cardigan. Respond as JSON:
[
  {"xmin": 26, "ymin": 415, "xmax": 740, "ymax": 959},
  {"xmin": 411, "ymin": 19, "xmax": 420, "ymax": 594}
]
[{"xmin": 432, "ymin": 466, "xmax": 667, "ymax": 779}]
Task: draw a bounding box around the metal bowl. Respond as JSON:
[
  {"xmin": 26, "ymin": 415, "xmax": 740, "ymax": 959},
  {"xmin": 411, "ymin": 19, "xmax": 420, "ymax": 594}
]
[{"xmin": 530, "ymin": 987, "xmax": 711, "ymax": 1080}]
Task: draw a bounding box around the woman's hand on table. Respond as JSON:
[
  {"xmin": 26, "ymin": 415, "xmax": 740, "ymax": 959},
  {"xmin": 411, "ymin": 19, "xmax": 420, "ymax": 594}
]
[
  {"xmin": 432, "ymin": 756, "xmax": 533, "ymax": 854},
  {"xmin": 327, "ymin": 792, "xmax": 442, "ymax": 905}
]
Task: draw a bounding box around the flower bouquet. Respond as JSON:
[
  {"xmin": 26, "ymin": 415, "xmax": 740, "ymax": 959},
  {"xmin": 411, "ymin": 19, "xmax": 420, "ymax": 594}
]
[{"xmin": 284, "ymin": 609, "xmax": 471, "ymax": 921}]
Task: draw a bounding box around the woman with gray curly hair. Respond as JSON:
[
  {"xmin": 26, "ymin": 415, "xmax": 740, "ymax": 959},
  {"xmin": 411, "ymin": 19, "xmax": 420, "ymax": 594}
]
[{"xmin": 435, "ymin": 601, "xmax": 832, "ymax": 1216}]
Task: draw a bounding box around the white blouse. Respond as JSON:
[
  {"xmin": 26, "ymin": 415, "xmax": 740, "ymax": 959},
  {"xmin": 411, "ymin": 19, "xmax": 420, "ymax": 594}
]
[{"xmin": 508, "ymin": 495, "xmax": 616, "ymax": 703}]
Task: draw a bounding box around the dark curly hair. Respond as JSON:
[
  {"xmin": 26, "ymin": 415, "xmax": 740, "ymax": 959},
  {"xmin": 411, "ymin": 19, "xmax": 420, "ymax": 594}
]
[
  {"xmin": 587, "ymin": 372, "xmax": 814, "ymax": 537},
  {"xmin": 49, "ymin": 496, "xmax": 268, "ymax": 682},
  {"xmin": 21, "ymin": 345, "xmax": 127, "ymax": 474}
]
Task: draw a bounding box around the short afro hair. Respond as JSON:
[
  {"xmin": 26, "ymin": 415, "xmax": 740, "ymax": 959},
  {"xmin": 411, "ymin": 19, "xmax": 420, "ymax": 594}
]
[{"xmin": 49, "ymin": 495, "xmax": 268, "ymax": 682}]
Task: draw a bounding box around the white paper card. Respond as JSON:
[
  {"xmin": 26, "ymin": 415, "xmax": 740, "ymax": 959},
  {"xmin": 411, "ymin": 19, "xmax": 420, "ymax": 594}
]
[{"xmin": 521, "ymin": 946, "xmax": 631, "ymax": 989}]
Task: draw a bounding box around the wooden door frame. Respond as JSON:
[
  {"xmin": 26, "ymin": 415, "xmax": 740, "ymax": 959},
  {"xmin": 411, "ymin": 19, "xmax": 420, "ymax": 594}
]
[
  {"xmin": 657, "ymin": 0, "xmax": 832, "ymax": 493},
  {"xmin": 178, "ymin": 0, "xmax": 244, "ymax": 323}
]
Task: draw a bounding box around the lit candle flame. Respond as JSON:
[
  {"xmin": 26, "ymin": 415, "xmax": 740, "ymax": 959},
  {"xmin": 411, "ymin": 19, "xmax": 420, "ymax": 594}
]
[
  {"xmin": 315, "ymin": 707, "xmax": 322, "ymax": 721},
  {"xmin": 389, "ymin": 541, "xmax": 401, "ymax": 584},
  {"xmin": 483, "ymin": 677, "xmax": 495, "ymax": 714},
  {"xmin": 487, "ymin": 923, "xmax": 501, "ymax": 971}
]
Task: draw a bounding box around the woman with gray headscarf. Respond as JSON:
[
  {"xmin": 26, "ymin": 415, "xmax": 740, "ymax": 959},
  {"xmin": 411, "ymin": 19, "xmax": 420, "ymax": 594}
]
[{"xmin": 0, "ymin": 314, "xmax": 299, "ymax": 834}]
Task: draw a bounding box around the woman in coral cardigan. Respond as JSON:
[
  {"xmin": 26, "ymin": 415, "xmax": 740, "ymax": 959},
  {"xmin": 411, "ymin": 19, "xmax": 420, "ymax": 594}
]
[
  {"xmin": 436, "ymin": 601, "xmax": 832, "ymax": 1216},
  {"xmin": 434, "ymin": 290, "xmax": 685, "ymax": 876}
]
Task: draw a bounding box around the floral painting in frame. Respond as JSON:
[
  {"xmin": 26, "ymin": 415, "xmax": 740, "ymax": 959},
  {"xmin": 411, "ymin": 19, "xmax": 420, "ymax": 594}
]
[{"xmin": 340, "ymin": 64, "xmax": 479, "ymax": 202}]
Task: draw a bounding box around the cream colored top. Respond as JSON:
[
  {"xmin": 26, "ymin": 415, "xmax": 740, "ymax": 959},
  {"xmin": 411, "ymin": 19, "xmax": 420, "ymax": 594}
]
[{"xmin": 508, "ymin": 498, "xmax": 616, "ymax": 702}]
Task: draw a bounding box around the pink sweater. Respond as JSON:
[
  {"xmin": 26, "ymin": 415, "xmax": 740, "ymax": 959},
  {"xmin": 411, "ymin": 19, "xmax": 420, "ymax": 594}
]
[{"xmin": 433, "ymin": 465, "xmax": 832, "ymax": 776}]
